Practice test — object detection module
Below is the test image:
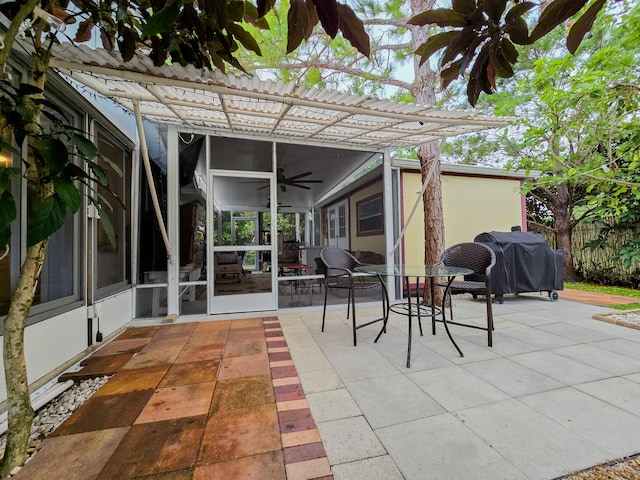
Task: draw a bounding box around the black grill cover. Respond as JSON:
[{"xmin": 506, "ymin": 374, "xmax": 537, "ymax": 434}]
[{"xmin": 474, "ymin": 231, "xmax": 563, "ymax": 296}]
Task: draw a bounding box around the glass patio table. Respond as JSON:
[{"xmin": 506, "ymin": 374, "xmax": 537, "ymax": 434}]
[{"xmin": 355, "ymin": 264, "xmax": 473, "ymax": 368}]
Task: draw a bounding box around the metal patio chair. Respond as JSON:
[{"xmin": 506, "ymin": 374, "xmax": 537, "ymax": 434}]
[
  {"xmin": 437, "ymin": 242, "xmax": 496, "ymax": 347},
  {"xmin": 320, "ymin": 246, "xmax": 388, "ymax": 346}
]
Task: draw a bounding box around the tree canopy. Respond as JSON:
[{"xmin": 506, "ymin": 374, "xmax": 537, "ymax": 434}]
[{"xmin": 409, "ymin": 0, "xmax": 619, "ymax": 105}]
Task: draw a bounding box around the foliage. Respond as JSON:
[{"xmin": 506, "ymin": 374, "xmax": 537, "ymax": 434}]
[
  {"xmin": 0, "ymin": 0, "xmax": 369, "ymax": 74},
  {"xmin": 240, "ymin": 0, "xmax": 414, "ymax": 97},
  {"xmin": 0, "ymin": 79, "xmax": 118, "ymax": 251},
  {"xmin": 410, "ymin": 0, "xmax": 613, "ymax": 105}
]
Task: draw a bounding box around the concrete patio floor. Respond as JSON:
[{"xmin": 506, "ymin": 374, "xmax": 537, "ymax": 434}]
[{"xmin": 14, "ymin": 290, "xmax": 640, "ymax": 479}]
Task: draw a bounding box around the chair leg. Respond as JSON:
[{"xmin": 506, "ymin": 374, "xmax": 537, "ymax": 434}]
[
  {"xmin": 322, "ymin": 281, "xmax": 328, "ymax": 332},
  {"xmin": 350, "ymin": 284, "xmax": 357, "ymax": 346},
  {"xmin": 486, "ymin": 293, "xmax": 494, "ymax": 347}
]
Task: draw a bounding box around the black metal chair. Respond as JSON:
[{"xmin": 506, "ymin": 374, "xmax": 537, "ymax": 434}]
[
  {"xmin": 437, "ymin": 242, "xmax": 496, "ymax": 347},
  {"xmin": 320, "ymin": 246, "xmax": 388, "ymax": 346}
]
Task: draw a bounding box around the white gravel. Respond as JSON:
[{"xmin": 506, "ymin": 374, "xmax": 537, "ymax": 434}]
[{"xmin": 0, "ymin": 376, "xmax": 110, "ymax": 466}]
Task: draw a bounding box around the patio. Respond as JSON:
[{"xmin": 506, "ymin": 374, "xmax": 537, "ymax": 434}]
[{"xmin": 13, "ymin": 292, "xmax": 640, "ymax": 479}]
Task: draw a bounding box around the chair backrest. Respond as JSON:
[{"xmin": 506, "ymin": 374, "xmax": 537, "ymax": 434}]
[
  {"xmin": 320, "ymin": 246, "xmax": 358, "ymax": 277},
  {"xmin": 440, "ymin": 242, "xmax": 496, "ymax": 276}
]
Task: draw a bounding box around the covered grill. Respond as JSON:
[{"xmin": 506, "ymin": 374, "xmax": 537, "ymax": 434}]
[{"xmin": 474, "ymin": 231, "xmax": 563, "ymax": 303}]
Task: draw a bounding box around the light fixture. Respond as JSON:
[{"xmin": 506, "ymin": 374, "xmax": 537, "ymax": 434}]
[{"xmin": 0, "ymin": 152, "xmax": 11, "ymax": 168}]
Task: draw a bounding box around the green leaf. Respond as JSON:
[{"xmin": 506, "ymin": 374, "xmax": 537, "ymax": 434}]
[
  {"xmin": 408, "ymin": 8, "xmax": 467, "ymax": 28},
  {"xmin": 27, "ymin": 195, "xmax": 67, "ymax": 246},
  {"xmin": 530, "ymin": 0, "xmax": 589, "ymax": 41},
  {"xmin": 40, "ymin": 137, "xmax": 69, "ymax": 176},
  {"xmin": 95, "ymin": 201, "xmax": 116, "ymax": 247},
  {"xmin": 53, "ymin": 177, "xmax": 81, "ymax": 214},
  {"xmin": 227, "ymin": 24, "xmax": 262, "ymax": 55},
  {"xmin": 98, "ymin": 155, "xmax": 123, "ymax": 178},
  {"xmin": 72, "ymin": 133, "xmax": 98, "ymax": 161},
  {"xmin": 336, "ymin": 3, "xmax": 370, "ymax": 57},
  {"xmin": 141, "ymin": 0, "xmax": 181, "ymax": 36},
  {"xmin": 0, "ymin": 190, "xmax": 17, "ymax": 233},
  {"xmin": 416, "ymin": 30, "xmax": 461, "ymax": 66},
  {"xmin": 0, "ymin": 167, "xmax": 19, "ymax": 195},
  {"xmin": 64, "ymin": 163, "xmax": 91, "ymax": 180},
  {"xmin": 566, "ymin": 0, "xmax": 606, "ymax": 54},
  {"xmin": 88, "ymin": 161, "xmax": 109, "ymax": 186}
]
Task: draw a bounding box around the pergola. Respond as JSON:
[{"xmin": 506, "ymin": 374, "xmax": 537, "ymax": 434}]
[
  {"xmin": 49, "ymin": 44, "xmax": 513, "ymax": 313},
  {"xmin": 50, "ymin": 44, "xmax": 511, "ymax": 150}
]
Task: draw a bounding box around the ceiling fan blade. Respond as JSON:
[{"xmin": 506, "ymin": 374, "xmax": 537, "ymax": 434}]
[
  {"xmin": 290, "ymin": 183, "xmax": 311, "ymax": 190},
  {"xmin": 291, "ymin": 179, "xmax": 323, "ymax": 184},
  {"xmin": 280, "ymin": 184, "xmax": 286, "ymax": 192},
  {"xmin": 286, "ymin": 171, "xmax": 313, "ymax": 181},
  {"xmin": 257, "ymin": 184, "xmax": 270, "ymax": 190}
]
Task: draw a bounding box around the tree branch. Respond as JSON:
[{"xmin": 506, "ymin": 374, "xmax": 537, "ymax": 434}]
[
  {"xmin": 362, "ymin": 18, "xmax": 408, "ymax": 27},
  {"xmin": 260, "ymin": 61, "xmax": 414, "ymax": 91},
  {"xmin": 372, "ymin": 43, "xmax": 412, "ymax": 53},
  {"xmin": 527, "ymin": 220, "xmax": 556, "ymax": 234}
]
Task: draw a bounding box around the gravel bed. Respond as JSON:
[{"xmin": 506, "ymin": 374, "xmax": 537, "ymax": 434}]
[
  {"xmin": 557, "ymin": 456, "xmax": 640, "ymax": 479},
  {"xmin": 592, "ymin": 310, "xmax": 640, "ymax": 330},
  {"xmin": 0, "ymin": 376, "xmax": 109, "ymax": 475}
]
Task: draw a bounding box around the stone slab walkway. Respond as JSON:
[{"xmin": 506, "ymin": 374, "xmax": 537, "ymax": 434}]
[{"xmin": 14, "ymin": 318, "xmax": 331, "ymax": 480}]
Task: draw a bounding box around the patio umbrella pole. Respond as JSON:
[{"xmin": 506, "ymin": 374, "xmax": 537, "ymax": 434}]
[{"xmin": 133, "ymin": 100, "xmax": 173, "ymax": 261}]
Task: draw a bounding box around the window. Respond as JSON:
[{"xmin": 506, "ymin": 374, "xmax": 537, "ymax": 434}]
[
  {"xmin": 2, "ymin": 92, "xmax": 85, "ymax": 322},
  {"xmin": 329, "ymin": 210, "xmax": 336, "ymax": 239},
  {"xmin": 338, "ymin": 205, "xmax": 346, "ymax": 238},
  {"xmin": 357, "ymin": 193, "xmax": 384, "ymax": 236},
  {"xmin": 95, "ymin": 130, "xmax": 132, "ymax": 298}
]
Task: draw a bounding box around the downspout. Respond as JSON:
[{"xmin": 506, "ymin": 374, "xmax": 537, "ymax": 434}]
[
  {"xmin": 389, "ymin": 137, "xmax": 446, "ymax": 257},
  {"xmin": 132, "ymin": 100, "xmax": 172, "ymax": 259}
]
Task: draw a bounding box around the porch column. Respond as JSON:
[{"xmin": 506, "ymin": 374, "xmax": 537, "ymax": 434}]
[
  {"xmin": 382, "ymin": 147, "xmax": 396, "ymax": 301},
  {"xmin": 166, "ymin": 126, "xmax": 179, "ymax": 315}
]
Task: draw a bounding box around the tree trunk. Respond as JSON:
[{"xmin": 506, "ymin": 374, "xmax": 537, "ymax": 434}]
[
  {"xmin": 0, "ymin": 242, "xmax": 47, "ymax": 477},
  {"xmin": 0, "ymin": 48, "xmax": 50, "ymax": 477},
  {"xmin": 553, "ymin": 184, "xmax": 577, "ymax": 282},
  {"xmin": 410, "ymin": 0, "xmax": 441, "ymax": 303}
]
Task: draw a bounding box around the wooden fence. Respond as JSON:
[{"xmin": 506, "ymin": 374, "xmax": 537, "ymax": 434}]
[{"xmin": 530, "ymin": 223, "xmax": 639, "ymax": 282}]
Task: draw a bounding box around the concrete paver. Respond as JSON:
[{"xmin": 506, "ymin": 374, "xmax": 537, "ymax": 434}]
[{"xmin": 13, "ymin": 289, "xmax": 640, "ymax": 479}]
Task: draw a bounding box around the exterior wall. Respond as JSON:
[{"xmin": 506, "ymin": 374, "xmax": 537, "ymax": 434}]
[
  {"xmin": 442, "ymin": 174, "xmax": 524, "ymax": 245},
  {"xmin": 348, "ymin": 180, "xmax": 385, "ymax": 255},
  {"xmin": 0, "ymin": 275, "xmax": 132, "ymax": 405},
  {"xmin": 401, "ymin": 171, "xmax": 525, "ymax": 267},
  {"xmin": 0, "ymin": 58, "xmax": 135, "ymax": 405}
]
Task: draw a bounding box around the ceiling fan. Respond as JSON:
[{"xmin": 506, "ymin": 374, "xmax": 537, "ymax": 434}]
[
  {"xmin": 242, "ymin": 168, "xmax": 323, "ymax": 192},
  {"xmin": 264, "ymin": 198, "xmax": 291, "ymax": 210}
]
